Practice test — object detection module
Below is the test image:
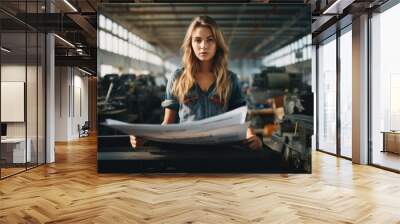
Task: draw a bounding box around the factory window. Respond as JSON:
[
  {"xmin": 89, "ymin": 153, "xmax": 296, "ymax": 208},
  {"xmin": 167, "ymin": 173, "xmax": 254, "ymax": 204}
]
[
  {"xmin": 262, "ymin": 34, "xmax": 311, "ymax": 67},
  {"xmin": 97, "ymin": 16, "xmax": 164, "ymax": 66},
  {"xmin": 106, "ymin": 33, "xmax": 112, "ymax": 52},
  {"xmin": 119, "ymin": 26, "xmax": 126, "ymax": 39},
  {"xmin": 112, "ymin": 22, "xmax": 118, "ymax": 36},
  {"xmin": 118, "ymin": 25, "xmax": 123, "ymax": 38},
  {"xmin": 118, "ymin": 38, "xmax": 124, "ymax": 55},
  {"xmin": 99, "ymin": 30, "xmax": 106, "ymax": 50},
  {"xmin": 139, "ymin": 38, "xmax": 144, "ymax": 49},
  {"xmin": 131, "ymin": 33, "xmax": 137, "ymax": 45},
  {"xmin": 339, "ymin": 26, "xmax": 352, "ymax": 158},
  {"xmin": 370, "ymin": 2, "xmax": 400, "ymax": 171},
  {"xmin": 133, "ymin": 44, "xmax": 139, "ymax": 60},
  {"xmin": 99, "ymin": 15, "xmax": 106, "ymax": 29},
  {"xmin": 132, "ymin": 44, "xmax": 137, "ymax": 59},
  {"xmin": 139, "ymin": 49, "xmax": 144, "ymax": 61},
  {"xmin": 128, "ymin": 32, "xmax": 133, "ymax": 42},
  {"xmin": 123, "ymin": 41, "xmax": 128, "ymax": 57},
  {"xmin": 112, "ymin": 35, "xmax": 118, "ymax": 54},
  {"xmin": 317, "ymin": 35, "xmax": 337, "ymax": 155},
  {"xmin": 128, "ymin": 43, "xmax": 133, "ymax": 58},
  {"xmin": 105, "ymin": 18, "xmax": 112, "ymax": 32}
]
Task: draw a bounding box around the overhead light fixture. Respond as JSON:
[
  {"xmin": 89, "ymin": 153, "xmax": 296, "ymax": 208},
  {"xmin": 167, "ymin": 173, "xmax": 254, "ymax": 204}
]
[
  {"xmin": 322, "ymin": 0, "xmax": 354, "ymax": 15},
  {"xmin": 1, "ymin": 47, "xmax": 11, "ymax": 53},
  {"xmin": 54, "ymin": 34, "xmax": 75, "ymax": 48},
  {"xmin": 63, "ymin": 0, "xmax": 78, "ymax": 12},
  {"xmin": 78, "ymin": 67, "xmax": 92, "ymax": 76},
  {"xmin": 76, "ymin": 48, "xmax": 87, "ymax": 56}
]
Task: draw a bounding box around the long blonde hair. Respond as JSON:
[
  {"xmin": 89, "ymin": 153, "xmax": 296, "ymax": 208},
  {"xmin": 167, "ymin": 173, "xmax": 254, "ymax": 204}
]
[{"xmin": 172, "ymin": 16, "xmax": 231, "ymax": 106}]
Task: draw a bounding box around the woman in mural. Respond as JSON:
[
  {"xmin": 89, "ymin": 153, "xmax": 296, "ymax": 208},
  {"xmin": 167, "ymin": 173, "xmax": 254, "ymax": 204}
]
[{"xmin": 130, "ymin": 16, "xmax": 262, "ymax": 150}]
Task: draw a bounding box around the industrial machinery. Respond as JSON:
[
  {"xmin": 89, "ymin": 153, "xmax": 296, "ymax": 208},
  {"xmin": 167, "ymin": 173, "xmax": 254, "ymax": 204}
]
[
  {"xmin": 267, "ymin": 114, "xmax": 313, "ymax": 172},
  {"xmin": 250, "ymin": 66, "xmax": 313, "ymax": 172},
  {"xmin": 98, "ymin": 72, "xmax": 166, "ymax": 135}
]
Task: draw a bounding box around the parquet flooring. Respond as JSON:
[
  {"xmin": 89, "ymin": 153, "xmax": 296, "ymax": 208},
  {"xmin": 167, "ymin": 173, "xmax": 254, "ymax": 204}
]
[
  {"xmin": 1, "ymin": 135, "xmax": 400, "ymax": 223},
  {"xmin": 1, "ymin": 167, "xmax": 25, "ymax": 178}
]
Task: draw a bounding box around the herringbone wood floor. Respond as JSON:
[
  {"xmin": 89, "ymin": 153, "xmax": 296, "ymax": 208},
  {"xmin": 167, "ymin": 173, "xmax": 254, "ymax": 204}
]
[{"xmin": 1, "ymin": 136, "xmax": 400, "ymax": 224}]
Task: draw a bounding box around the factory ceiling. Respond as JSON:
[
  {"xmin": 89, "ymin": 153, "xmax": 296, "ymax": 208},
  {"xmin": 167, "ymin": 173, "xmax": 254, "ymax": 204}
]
[{"xmin": 100, "ymin": 3, "xmax": 311, "ymax": 62}]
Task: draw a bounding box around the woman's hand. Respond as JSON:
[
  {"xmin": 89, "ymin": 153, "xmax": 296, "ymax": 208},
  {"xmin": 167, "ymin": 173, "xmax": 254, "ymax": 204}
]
[
  {"xmin": 245, "ymin": 134, "xmax": 263, "ymax": 150},
  {"xmin": 245, "ymin": 128, "xmax": 263, "ymax": 150},
  {"xmin": 129, "ymin": 109, "xmax": 176, "ymax": 149},
  {"xmin": 130, "ymin": 135, "xmax": 147, "ymax": 149}
]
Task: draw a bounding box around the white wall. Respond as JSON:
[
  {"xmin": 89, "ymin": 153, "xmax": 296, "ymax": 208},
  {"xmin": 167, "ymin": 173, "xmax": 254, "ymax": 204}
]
[
  {"xmin": 55, "ymin": 67, "xmax": 89, "ymax": 141},
  {"xmin": 72, "ymin": 73, "xmax": 89, "ymax": 138},
  {"xmin": 55, "ymin": 67, "xmax": 69, "ymax": 141},
  {"xmin": 1, "ymin": 65, "xmax": 26, "ymax": 81},
  {"xmin": 1, "ymin": 65, "xmax": 32, "ymax": 138}
]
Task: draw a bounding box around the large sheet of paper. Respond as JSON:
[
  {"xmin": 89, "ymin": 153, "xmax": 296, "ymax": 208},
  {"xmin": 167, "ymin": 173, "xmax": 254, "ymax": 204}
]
[{"xmin": 105, "ymin": 106, "xmax": 248, "ymax": 144}]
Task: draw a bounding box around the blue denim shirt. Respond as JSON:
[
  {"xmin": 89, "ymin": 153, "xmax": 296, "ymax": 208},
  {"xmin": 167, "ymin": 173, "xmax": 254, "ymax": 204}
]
[{"xmin": 161, "ymin": 68, "xmax": 246, "ymax": 123}]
